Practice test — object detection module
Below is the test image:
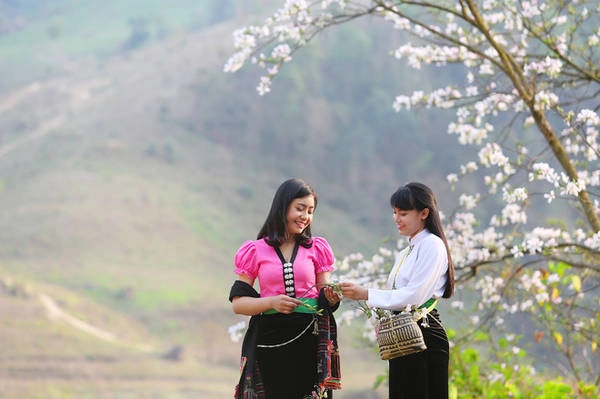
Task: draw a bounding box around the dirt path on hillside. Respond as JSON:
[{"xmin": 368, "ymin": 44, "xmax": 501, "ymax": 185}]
[
  {"xmin": 38, "ymin": 293, "xmax": 153, "ymax": 352},
  {"xmin": 0, "ymin": 78, "xmax": 111, "ymax": 160},
  {"xmin": 39, "ymin": 293, "xmax": 118, "ymax": 342},
  {"xmin": 0, "ymin": 115, "xmax": 65, "ymax": 159},
  {"xmin": 0, "ymin": 83, "xmax": 42, "ymax": 113}
]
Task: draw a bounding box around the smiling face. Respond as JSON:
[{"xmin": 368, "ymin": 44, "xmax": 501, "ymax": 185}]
[
  {"xmin": 392, "ymin": 206, "xmax": 429, "ymax": 239},
  {"xmin": 285, "ymin": 195, "xmax": 315, "ymax": 238}
]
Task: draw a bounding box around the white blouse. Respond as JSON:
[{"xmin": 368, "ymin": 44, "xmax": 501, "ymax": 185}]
[{"xmin": 367, "ymin": 229, "xmax": 448, "ymax": 311}]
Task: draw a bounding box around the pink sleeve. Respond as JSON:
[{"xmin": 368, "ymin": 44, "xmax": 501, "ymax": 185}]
[
  {"xmin": 312, "ymin": 237, "xmax": 335, "ymax": 273},
  {"xmin": 234, "ymin": 240, "xmax": 258, "ymax": 280}
]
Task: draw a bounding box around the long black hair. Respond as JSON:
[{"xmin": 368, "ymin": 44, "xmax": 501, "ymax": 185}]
[
  {"xmin": 390, "ymin": 182, "xmax": 454, "ymax": 298},
  {"xmin": 257, "ymin": 178, "xmax": 316, "ymax": 248}
]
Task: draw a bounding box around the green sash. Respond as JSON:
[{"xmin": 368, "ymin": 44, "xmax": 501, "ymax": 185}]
[{"xmin": 263, "ymin": 298, "xmax": 318, "ymax": 314}]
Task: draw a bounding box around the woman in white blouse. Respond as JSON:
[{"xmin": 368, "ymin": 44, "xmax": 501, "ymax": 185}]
[{"xmin": 340, "ymin": 182, "xmax": 454, "ymax": 399}]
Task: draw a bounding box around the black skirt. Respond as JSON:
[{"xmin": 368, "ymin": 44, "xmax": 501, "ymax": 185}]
[
  {"xmin": 388, "ymin": 310, "xmax": 449, "ymax": 399},
  {"xmin": 256, "ymin": 312, "xmax": 326, "ymax": 399}
]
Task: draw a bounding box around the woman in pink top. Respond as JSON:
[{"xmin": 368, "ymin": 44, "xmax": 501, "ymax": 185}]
[{"xmin": 229, "ymin": 178, "xmax": 341, "ymax": 399}]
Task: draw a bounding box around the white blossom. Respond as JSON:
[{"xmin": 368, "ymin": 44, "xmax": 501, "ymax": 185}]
[
  {"xmin": 459, "ymin": 193, "xmax": 480, "ymax": 210},
  {"xmin": 576, "ymin": 109, "xmax": 600, "ymax": 126},
  {"xmin": 447, "ymin": 173, "xmax": 458, "ymax": 185},
  {"xmin": 228, "ymin": 321, "xmax": 247, "ymax": 343},
  {"xmin": 257, "ymin": 76, "xmax": 272, "ymax": 95}
]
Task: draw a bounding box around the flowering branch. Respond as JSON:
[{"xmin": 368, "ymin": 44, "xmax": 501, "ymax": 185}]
[{"xmin": 225, "ymin": 0, "xmax": 600, "ymax": 387}]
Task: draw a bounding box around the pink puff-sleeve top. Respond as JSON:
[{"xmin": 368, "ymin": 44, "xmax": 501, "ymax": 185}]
[{"xmin": 234, "ymin": 237, "xmax": 335, "ymax": 299}]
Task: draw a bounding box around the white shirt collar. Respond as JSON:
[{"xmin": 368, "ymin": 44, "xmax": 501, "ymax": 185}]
[{"xmin": 409, "ymin": 228, "xmax": 430, "ymax": 247}]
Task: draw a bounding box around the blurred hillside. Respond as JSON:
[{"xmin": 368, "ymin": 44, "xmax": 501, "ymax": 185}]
[{"xmin": 0, "ymin": 1, "xmax": 466, "ymax": 398}]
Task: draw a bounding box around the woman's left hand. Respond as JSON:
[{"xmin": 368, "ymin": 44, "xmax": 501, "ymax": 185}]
[{"xmin": 323, "ymin": 286, "xmax": 341, "ymax": 306}]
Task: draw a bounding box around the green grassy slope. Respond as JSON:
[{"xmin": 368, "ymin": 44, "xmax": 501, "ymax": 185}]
[
  {"xmin": 0, "ymin": 14, "xmax": 389, "ymax": 399},
  {"xmin": 0, "ymin": 17, "xmax": 378, "ymax": 309},
  {"xmin": 0, "ymin": 276, "xmax": 386, "ymax": 399},
  {"xmin": 0, "ymin": 277, "xmax": 239, "ymax": 399}
]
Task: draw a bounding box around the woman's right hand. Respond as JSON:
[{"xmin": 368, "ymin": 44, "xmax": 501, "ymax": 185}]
[
  {"xmin": 270, "ymin": 295, "xmax": 304, "ymax": 314},
  {"xmin": 339, "ymin": 281, "xmax": 369, "ymax": 300}
]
